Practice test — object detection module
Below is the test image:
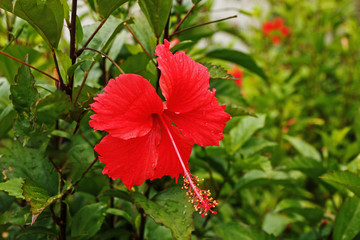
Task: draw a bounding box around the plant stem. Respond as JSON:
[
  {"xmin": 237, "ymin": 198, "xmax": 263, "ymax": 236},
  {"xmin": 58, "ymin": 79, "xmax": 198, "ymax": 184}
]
[
  {"xmin": 76, "ymin": 18, "xmax": 107, "ymax": 57},
  {"xmin": 73, "ymin": 61, "xmax": 95, "ymax": 105},
  {"xmin": 83, "ymin": 47, "xmax": 125, "ymax": 74},
  {"xmin": 170, "ymin": 3, "xmax": 196, "ymax": 38},
  {"xmin": 139, "ymin": 181, "xmax": 151, "ymax": 240},
  {"xmin": 51, "ymin": 49, "xmax": 66, "ymax": 91},
  {"xmin": 73, "ymin": 157, "xmax": 98, "ymax": 187},
  {"xmin": 68, "ymin": 0, "xmax": 78, "ymax": 94},
  {"xmin": 0, "ymin": 50, "xmax": 59, "ymax": 82},
  {"xmin": 124, "ymin": 23, "xmax": 157, "ymax": 67},
  {"xmin": 170, "ymin": 15, "xmax": 237, "ymax": 38},
  {"xmin": 70, "ymin": 0, "xmax": 77, "ymax": 65}
]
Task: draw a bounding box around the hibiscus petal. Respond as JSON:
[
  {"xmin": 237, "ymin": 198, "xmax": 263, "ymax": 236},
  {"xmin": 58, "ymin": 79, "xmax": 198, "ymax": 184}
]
[
  {"xmin": 156, "ymin": 41, "xmax": 230, "ymax": 146},
  {"xmin": 95, "ymin": 120, "xmax": 161, "ymax": 190},
  {"xmin": 155, "ymin": 40, "xmax": 211, "ymax": 113},
  {"xmin": 89, "ymin": 74, "xmax": 163, "ymax": 140},
  {"xmin": 152, "ymin": 115, "xmax": 194, "ymax": 181},
  {"xmin": 165, "ymin": 89, "xmax": 230, "ymax": 146}
]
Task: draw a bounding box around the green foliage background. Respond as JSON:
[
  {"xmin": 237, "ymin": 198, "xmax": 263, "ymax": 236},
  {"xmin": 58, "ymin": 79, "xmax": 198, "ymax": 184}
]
[{"xmin": 0, "ymin": 0, "xmax": 360, "ymax": 239}]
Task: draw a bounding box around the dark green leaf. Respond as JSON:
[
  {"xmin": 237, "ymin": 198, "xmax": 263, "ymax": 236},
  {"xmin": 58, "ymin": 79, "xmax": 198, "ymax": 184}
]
[
  {"xmin": 23, "ymin": 179, "xmax": 72, "ymax": 225},
  {"xmin": 214, "ymin": 222, "xmax": 276, "ymax": 240},
  {"xmin": 320, "ymin": 171, "xmax": 360, "ymax": 198},
  {"xmin": 206, "ymin": 48, "xmax": 267, "ymax": 80},
  {"xmin": 170, "ymin": 40, "xmax": 194, "ymax": 53},
  {"xmin": 10, "ymin": 59, "xmax": 38, "ymax": 113},
  {"xmin": 225, "ymin": 103, "xmax": 256, "ymax": 118},
  {"xmin": 129, "ymin": 15, "xmax": 157, "ymax": 59},
  {"xmin": 1, "ymin": 141, "xmax": 58, "ymax": 195},
  {"xmin": 0, "ymin": 178, "xmax": 24, "ymax": 199},
  {"xmin": 35, "ymin": 90, "xmax": 71, "ymax": 125},
  {"xmin": 284, "ymin": 135, "xmax": 321, "ymax": 161},
  {"xmin": 241, "ymin": 137, "xmax": 276, "ymax": 157},
  {"xmin": 95, "ymin": 0, "xmax": 129, "ymax": 19},
  {"xmin": 16, "ymin": 226, "xmax": 58, "ymax": 239},
  {"xmin": 138, "ymin": 0, "xmax": 172, "ymax": 38},
  {"xmin": 134, "ymin": 187, "xmax": 194, "ymax": 240},
  {"xmin": 0, "ymin": 46, "xmax": 41, "ymax": 83},
  {"xmin": 230, "ymin": 115, "xmax": 266, "ymax": 154},
  {"xmin": 203, "ymin": 63, "xmax": 237, "ymax": 80},
  {"xmin": 100, "ymin": 189, "xmax": 133, "ymax": 202},
  {"xmin": 71, "ymin": 202, "xmax": 107, "ymax": 239},
  {"xmin": 0, "ymin": 0, "xmax": 64, "ymax": 48},
  {"xmin": 275, "ymin": 199, "xmax": 323, "ymax": 225},
  {"xmin": 286, "ymin": 157, "xmax": 325, "ymax": 178},
  {"xmin": 333, "ymin": 197, "xmax": 360, "ymax": 240}
]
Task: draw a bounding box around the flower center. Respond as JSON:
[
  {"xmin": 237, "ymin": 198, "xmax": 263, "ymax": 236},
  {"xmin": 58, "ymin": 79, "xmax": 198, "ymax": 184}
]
[{"xmin": 158, "ymin": 114, "xmax": 218, "ymax": 217}]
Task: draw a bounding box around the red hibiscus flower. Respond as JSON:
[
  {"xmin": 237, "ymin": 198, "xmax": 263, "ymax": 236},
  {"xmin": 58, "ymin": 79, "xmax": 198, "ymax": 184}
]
[
  {"xmin": 262, "ymin": 17, "xmax": 290, "ymax": 45},
  {"xmin": 227, "ymin": 65, "xmax": 243, "ymax": 87},
  {"xmin": 89, "ymin": 40, "xmax": 231, "ymax": 217}
]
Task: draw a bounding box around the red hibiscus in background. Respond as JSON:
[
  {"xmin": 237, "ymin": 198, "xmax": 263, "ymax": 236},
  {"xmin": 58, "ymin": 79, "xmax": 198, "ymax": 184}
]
[
  {"xmin": 227, "ymin": 65, "xmax": 243, "ymax": 87},
  {"xmin": 262, "ymin": 17, "xmax": 290, "ymax": 45},
  {"xmin": 89, "ymin": 40, "xmax": 231, "ymax": 216}
]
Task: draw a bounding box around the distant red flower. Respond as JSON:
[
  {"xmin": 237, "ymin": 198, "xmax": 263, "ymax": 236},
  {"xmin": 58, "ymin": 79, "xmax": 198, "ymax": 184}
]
[
  {"xmin": 90, "ymin": 40, "xmax": 231, "ymax": 217},
  {"xmin": 227, "ymin": 66, "xmax": 243, "ymax": 87},
  {"xmin": 262, "ymin": 17, "xmax": 290, "ymax": 44}
]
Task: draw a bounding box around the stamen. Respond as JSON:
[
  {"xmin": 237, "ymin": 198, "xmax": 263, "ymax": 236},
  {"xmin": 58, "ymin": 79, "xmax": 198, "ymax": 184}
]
[{"xmin": 158, "ymin": 115, "xmax": 218, "ymax": 217}]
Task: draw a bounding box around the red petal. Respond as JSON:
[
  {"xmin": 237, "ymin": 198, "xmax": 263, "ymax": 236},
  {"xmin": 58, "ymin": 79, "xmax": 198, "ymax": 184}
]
[
  {"xmin": 156, "ymin": 41, "xmax": 230, "ymax": 146},
  {"xmin": 165, "ymin": 89, "xmax": 230, "ymax": 146},
  {"xmin": 89, "ymin": 74, "xmax": 163, "ymax": 140},
  {"xmin": 155, "ymin": 40, "xmax": 211, "ymax": 113},
  {"xmin": 95, "ymin": 120, "xmax": 161, "ymax": 190},
  {"xmin": 152, "ymin": 115, "xmax": 194, "ymax": 181}
]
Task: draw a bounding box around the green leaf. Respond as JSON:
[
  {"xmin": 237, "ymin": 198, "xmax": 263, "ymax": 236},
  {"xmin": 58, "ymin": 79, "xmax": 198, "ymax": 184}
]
[
  {"xmin": 106, "ymin": 208, "xmax": 133, "ymax": 224},
  {"xmin": 138, "ymin": 0, "xmax": 172, "ymax": 38},
  {"xmin": 0, "ymin": 178, "xmax": 25, "ymax": 199},
  {"xmin": 241, "ymin": 137, "xmax": 277, "ymax": 157},
  {"xmin": 170, "ymin": 40, "xmax": 194, "ymax": 53},
  {"xmin": 235, "ymin": 170, "xmax": 290, "ymax": 190},
  {"xmin": 0, "ymin": 0, "xmax": 64, "ymax": 48},
  {"xmin": 129, "ymin": 15, "xmax": 157, "ymax": 59},
  {"xmin": 206, "ymin": 48, "xmax": 267, "ymax": 80},
  {"xmin": 100, "ymin": 189, "xmax": 133, "ymax": 202},
  {"xmin": 95, "ymin": 0, "xmax": 129, "ymax": 19},
  {"xmin": 320, "ymin": 171, "xmax": 360, "ymax": 198},
  {"xmin": 203, "ymin": 63, "xmax": 237, "ymax": 80},
  {"xmin": 214, "ymin": 222, "xmax": 276, "ymax": 240},
  {"xmin": 0, "ymin": 46, "xmax": 41, "ymax": 83},
  {"xmin": 35, "ymin": 90, "xmax": 71, "ymax": 125},
  {"xmin": 0, "ymin": 104, "xmax": 16, "ymax": 138},
  {"xmin": 76, "ymin": 15, "xmax": 83, "ymax": 45},
  {"xmin": 286, "ymin": 157, "xmax": 325, "ymax": 178},
  {"xmin": 262, "ymin": 212, "xmax": 292, "ymax": 237},
  {"xmin": 333, "ymin": 197, "xmax": 360, "ymax": 240},
  {"xmin": 230, "ymin": 115, "xmax": 266, "ymax": 154},
  {"xmin": 225, "ymin": 104, "xmax": 256, "ymax": 118},
  {"xmin": 133, "ymin": 187, "xmax": 194, "ymax": 240},
  {"xmin": 22, "ymin": 179, "xmax": 72, "ymax": 224},
  {"xmin": 71, "ymin": 202, "xmax": 107, "ymax": 239},
  {"xmin": 10, "ymin": 57, "xmax": 38, "ymax": 139},
  {"xmin": 1, "ymin": 141, "xmax": 58, "ymax": 195},
  {"xmin": 10, "ymin": 59, "xmax": 38, "ymax": 113},
  {"xmin": 284, "ymin": 135, "xmax": 321, "ymax": 161},
  {"xmin": 274, "ymin": 199, "xmax": 323, "ymax": 225}
]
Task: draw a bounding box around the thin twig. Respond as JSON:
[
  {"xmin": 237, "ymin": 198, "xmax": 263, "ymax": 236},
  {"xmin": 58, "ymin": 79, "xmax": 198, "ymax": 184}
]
[
  {"xmin": 73, "ymin": 157, "xmax": 98, "ymax": 187},
  {"xmin": 51, "ymin": 49, "xmax": 64, "ymax": 86},
  {"xmin": 170, "ymin": 3, "xmax": 196, "ymax": 37},
  {"xmin": 83, "ymin": 47, "xmax": 125, "ymax": 74},
  {"xmin": 73, "ymin": 61, "xmax": 95, "ymax": 105},
  {"xmin": 49, "ymin": 157, "xmax": 62, "ymax": 175},
  {"xmin": 170, "ymin": 15, "xmax": 237, "ymax": 38},
  {"xmin": 124, "ymin": 23, "xmax": 157, "ymax": 67},
  {"xmin": 76, "ymin": 18, "xmax": 107, "ymax": 57},
  {"xmin": 70, "ymin": 0, "xmax": 77, "ymax": 65},
  {"xmin": 0, "ymin": 50, "xmax": 58, "ymax": 82}
]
